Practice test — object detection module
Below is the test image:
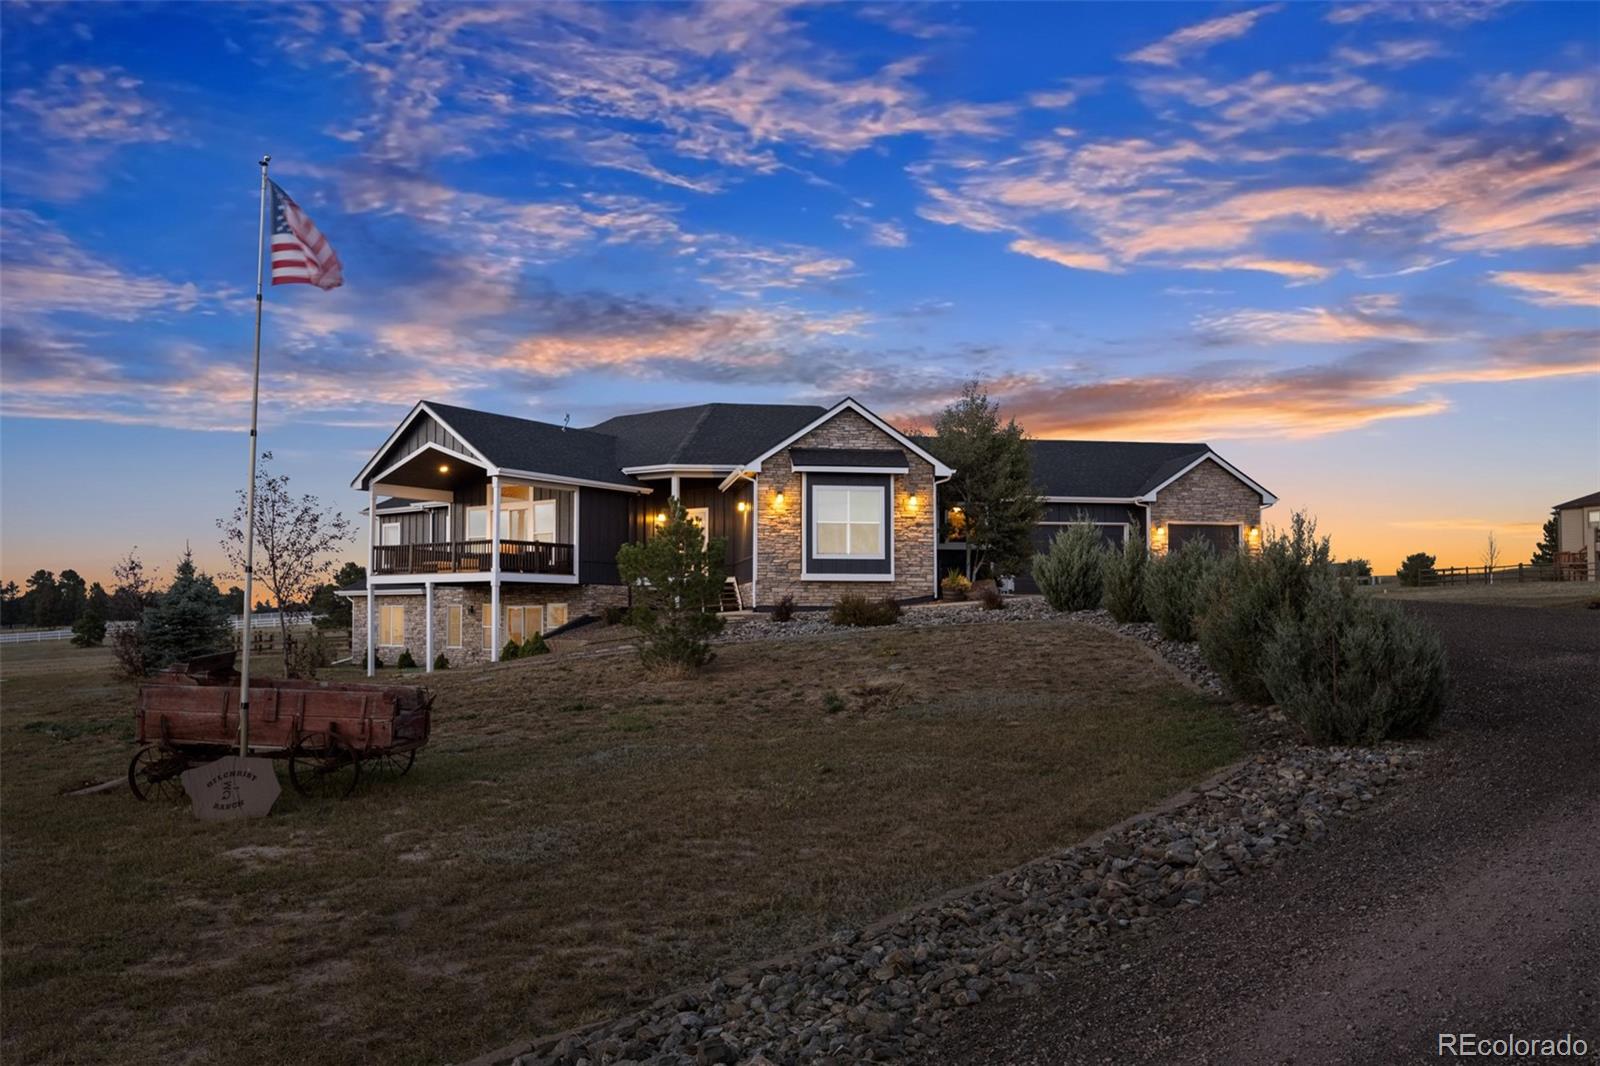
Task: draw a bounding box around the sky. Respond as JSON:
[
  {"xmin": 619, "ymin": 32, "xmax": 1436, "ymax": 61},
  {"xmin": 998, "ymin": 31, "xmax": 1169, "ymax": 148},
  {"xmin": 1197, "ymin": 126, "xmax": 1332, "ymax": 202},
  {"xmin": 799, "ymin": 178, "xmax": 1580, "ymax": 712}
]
[{"xmin": 2, "ymin": 0, "xmax": 1597, "ymax": 588}]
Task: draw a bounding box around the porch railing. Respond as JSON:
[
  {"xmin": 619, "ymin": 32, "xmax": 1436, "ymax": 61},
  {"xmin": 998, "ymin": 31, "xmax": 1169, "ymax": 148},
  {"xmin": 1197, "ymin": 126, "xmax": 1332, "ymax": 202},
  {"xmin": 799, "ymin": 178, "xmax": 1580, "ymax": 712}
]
[{"xmin": 372, "ymin": 540, "xmax": 575, "ymax": 576}]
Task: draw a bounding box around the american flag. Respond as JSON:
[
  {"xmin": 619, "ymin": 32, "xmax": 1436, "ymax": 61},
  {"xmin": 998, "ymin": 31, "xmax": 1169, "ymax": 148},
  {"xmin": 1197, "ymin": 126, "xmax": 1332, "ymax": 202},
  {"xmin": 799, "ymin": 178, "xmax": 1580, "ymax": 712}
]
[{"xmin": 269, "ymin": 180, "xmax": 343, "ymax": 290}]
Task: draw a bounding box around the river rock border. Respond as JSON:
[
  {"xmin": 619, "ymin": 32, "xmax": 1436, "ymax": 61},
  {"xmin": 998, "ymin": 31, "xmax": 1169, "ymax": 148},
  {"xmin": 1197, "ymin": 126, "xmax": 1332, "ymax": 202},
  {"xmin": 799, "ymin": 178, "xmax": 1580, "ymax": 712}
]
[{"xmin": 472, "ymin": 744, "xmax": 1422, "ymax": 1066}]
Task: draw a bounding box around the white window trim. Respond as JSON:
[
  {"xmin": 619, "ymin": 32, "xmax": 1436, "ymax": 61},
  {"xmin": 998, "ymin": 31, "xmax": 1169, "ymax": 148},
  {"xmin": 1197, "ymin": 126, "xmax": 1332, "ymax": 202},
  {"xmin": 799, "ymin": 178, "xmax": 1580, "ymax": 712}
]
[
  {"xmin": 380, "ymin": 520, "xmax": 401, "ymax": 546},
  {"xmin": 811, "ymin": 483, "xmax": 887, "ymax": 561},
  {"xmin": 531, "ymin": 498, "xmax": 558, "ymax": 543},
  {"xmin": 377, "ymin": 603, "xmax": 406, "ymax": 647}
]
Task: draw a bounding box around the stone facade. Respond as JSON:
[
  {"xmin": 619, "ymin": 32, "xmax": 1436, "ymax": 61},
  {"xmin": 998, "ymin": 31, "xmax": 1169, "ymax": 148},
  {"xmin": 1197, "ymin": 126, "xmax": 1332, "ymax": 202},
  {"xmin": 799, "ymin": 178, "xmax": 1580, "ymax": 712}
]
[
  {"xmin": 753, "ymin": 408, "xmax": 938, "ymax": 608},
  {"xmin": 350, "ymin": 581, "xmax": 629, "ymax": 668},
  {"xmin": 1148, "ymin": 458, "xmax": 1263, "ymax": 555}
]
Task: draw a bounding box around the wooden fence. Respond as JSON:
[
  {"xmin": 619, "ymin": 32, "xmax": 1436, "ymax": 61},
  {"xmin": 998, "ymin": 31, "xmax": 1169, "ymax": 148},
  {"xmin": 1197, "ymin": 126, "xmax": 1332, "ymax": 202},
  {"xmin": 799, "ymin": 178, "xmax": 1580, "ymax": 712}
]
[{"xmin": 1402, "ymin": 561, "xmax": 1584, "ymax": 587}]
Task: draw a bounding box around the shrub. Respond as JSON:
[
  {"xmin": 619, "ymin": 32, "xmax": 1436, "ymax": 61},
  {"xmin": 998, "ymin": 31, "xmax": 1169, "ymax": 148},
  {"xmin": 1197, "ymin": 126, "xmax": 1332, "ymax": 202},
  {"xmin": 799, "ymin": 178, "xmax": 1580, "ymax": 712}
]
[
  {"xmin": 110, "ymin": 626, "xmax": 150, "ymax": 678},
  {"xmin": 940, "ymin": 569, "xmax": 971, "ymax": 601},
  {"xmin": 288, "ymin": 629, "xmax": 333, "ymax": 679},
  {"xmin": 520, "ymin": 632, "xmax": 550, "ymax": 656},
  {"xmin": 1396, "ymin": 551, "xmax": 1436, "ymax": 587},
  {"xmin": 396, "ymin": 648, "xmax": 417, "ymax": 670},
  {"xmin": 977, "ymin": 583, "xmax": 1004, "ymax": 610},
  {"xmin": 830, "ymin": 594, "xmax": 902, "ymax": 627},
  {"xmin": 616, "ymin": 500, "xmax": 726, "ymax": 675},
  {"xmin": 1144, "ymin": 538, "xmax": 1217, "ymax": 642},
  {"xmin": 432, "ymin": 652, "xmax": 450, "ymax": 670},
  {"xmin": 371, "ymin": 651, "xmax": 384, "ymax": 669},
  {"xmin": 601, "ymin": 605, "xmax": 627, "ymax": 626},
  {"xmin": 1102, "ymin": 533, "xmax": 1149, "ymax": 623},
  {"xmin": 1261, "ymin": 575, "xmax": 1449, "ymax": 743},
  {"xmin": 71, "ymin": 608, "xmax": 107, "ymax": 647},
  {"xmin": 821, "ymin": 690, "xmax": 847, "ymax": 714},
  {"xmin": 771, "ymin": 595, "xmax": 796, "ymax": 623},
  {"xmin": 500, "ymin": 640, "xmax": 521, "ymax": 661},
  {"xmin": 1196, "ymin": 512, "xmax": 1331, "ymax": 704},
  {"xmin": 1032, "ymin": 523, "xmax": 1105, "ymax": 612}
]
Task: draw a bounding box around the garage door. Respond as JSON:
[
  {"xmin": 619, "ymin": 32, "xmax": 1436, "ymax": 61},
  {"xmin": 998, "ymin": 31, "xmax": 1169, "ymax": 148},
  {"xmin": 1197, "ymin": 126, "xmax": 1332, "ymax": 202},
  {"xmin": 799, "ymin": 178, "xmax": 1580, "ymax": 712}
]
[{"xmin": 1168, "ymin": 524, "xmax": 1240, "ymax": 554}]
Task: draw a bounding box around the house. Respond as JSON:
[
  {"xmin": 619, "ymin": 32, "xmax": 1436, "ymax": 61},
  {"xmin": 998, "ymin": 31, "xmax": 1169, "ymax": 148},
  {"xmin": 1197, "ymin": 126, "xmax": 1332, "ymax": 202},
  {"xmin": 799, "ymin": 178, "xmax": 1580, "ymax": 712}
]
[
  {"xmin": 342, "ymin": 397, "xmax": 952, "ymax": 672},
  {"xmin": 341, "ymin": 396, "xmax": 1276, "ymax": 672},
  {"xmin": 938, "ymin": 440, "xmax": 1276, "ymax": 593},
  {"xmin": 1552, "ymin": 491, "xmax": 1600, "ymax": 580}
]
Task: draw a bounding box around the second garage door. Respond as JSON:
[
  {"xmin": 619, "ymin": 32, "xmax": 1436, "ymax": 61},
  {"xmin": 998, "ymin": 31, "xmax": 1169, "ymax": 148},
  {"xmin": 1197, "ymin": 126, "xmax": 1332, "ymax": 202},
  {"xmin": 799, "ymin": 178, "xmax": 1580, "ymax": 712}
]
[{"xmin": 1167, "ymin": 523, "xmax": 1240, "ymax": 554}]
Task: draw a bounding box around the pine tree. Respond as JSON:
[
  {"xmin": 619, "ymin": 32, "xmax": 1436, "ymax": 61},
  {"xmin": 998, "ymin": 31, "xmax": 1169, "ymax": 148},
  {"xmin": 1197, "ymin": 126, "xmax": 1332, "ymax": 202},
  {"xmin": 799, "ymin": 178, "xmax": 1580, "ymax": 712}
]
[
  {"xmin": 1530, "ymin": 512, "xmax": 1560, "ymax": 566},
  {"xmin": 139, "ymin": 547, "xmax": 233, "ymax": 669},
  {"xmin": 926, "ymin": 380, "xmax": 1043, "ymax": 581},
  {"xmin": 616, "ymin": 499, "xmax": 726, "ymax": 674}
]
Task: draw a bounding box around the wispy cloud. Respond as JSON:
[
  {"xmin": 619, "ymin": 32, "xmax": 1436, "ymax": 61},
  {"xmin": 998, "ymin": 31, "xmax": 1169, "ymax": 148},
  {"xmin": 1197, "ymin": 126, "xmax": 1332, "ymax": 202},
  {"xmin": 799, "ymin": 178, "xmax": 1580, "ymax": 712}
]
[
  {"xmin": 1007, "ymin": 237, "xmax": 1118, "ymax": 273},
  {"xmin": 1489, "ymin": 264, "xmax": 1600, "ymax": 308},
  {"xmin": 1197, "ymin": 298, "xmax": 1448, "ymax": 345},
  {"xmin": 837, "ymin": 213, "xmax": 911, "ymax": 248},
  {"xmin": 1325, "ymin": 0, "xmax": 1511, "ymax": 26},
  {"xmin": 1332, "ymin": 39, "xmax": 1445, "ymax": 68},
  {"xmin": 2, "ymin": 64, "xmax": 174, "ymax": 200},
  {"xmin": 0, "ymin": 210, "xmax": 206, "ymax": 320},
  {"xmin": 1124, "ymin": 5, "xmax": 1283, "ymax": 67}
]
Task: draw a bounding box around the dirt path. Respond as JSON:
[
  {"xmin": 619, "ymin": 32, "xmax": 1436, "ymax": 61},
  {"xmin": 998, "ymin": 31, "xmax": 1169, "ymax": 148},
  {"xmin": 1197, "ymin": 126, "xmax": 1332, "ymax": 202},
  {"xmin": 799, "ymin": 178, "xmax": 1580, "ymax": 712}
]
[{"xmin": 928, "ymin": 602, "xmax": 1600, "ymax": 1065}]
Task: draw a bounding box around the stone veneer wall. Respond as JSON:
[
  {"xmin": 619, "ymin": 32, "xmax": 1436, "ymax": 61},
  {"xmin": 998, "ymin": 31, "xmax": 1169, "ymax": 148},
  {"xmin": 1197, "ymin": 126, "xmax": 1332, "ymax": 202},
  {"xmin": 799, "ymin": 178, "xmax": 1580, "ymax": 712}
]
[
  {"xmin": 351, "ymin": 582, "xmax": 629, "ymax": 667},
  {"xmin": 1147, "ymin": 458, "xmax": 1263, "ymax": 555},
  {"xmin": 753, "ymin": 408, "xmax": 937, "ymax": 608}
]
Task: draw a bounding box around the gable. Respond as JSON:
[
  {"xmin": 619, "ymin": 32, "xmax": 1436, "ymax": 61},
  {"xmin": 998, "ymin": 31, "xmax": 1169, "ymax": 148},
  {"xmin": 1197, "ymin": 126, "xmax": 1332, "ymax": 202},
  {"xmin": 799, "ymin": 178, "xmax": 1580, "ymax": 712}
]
[{"xmin": 1150, "ymin": 455, "xmax": 1268, "ymax": 508}]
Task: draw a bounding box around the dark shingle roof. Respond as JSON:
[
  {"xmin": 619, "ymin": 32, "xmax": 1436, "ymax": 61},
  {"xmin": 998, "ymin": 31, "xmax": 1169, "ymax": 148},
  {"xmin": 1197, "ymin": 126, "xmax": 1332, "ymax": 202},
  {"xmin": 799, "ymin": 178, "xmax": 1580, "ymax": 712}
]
[
  {"xmin": 424, "ymin": 401, "xmax": 641, "ymax": 487},
  {"xmin": 790, "ymin": 447, "xmax": 908, "ymax": 469},
  {"xmin": 586, "ymin": 403, "xmax": 826, "ymax": 468},
  {"xmin": 1026, "ymin": 440, "xmax": 1214, "ymax": 499},
  {"xmin": 1554, "ymin": 490, "xmax": 1600, "ymax": 510}
]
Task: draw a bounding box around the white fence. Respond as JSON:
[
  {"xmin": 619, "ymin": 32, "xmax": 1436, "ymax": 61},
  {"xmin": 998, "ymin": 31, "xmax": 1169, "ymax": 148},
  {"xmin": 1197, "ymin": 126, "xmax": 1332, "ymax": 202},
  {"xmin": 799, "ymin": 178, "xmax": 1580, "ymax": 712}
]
[{"xmin": 0, "ymin": 612, "xmax": 323, "ymax": 646}]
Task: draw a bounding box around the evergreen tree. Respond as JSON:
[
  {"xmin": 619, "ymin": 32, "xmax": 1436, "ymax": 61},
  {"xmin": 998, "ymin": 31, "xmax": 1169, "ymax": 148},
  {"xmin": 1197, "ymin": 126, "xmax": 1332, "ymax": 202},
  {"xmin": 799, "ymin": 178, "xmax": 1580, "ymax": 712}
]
[
  {"xmin": 926, "ymin": 380, "xmax": 1043, "ymax": 581},
  {"xmin": 616, "ymin": 499, "xmax": 726, "ymax": 674},
  {"xmin": 0, "ymin": 581, "xmax": 21, "ymax": 626},
  {"xmin": 1531, "ymin": 512, "xmax": 1560, "ymax": 566},
  {"xmin": 87, "ymin": 582, "xmax": 111, "ymax": 620},
  {"xmin": 110, "ymin": 548, "xmax": 159, "ymax": 621},
  {"xmin": 24, "ymin": 570, "xmax": 59, "ymax": 627},
  {"xmin": 1396, "ymin": 551, "xmax": 1437, "ymax": 588},
  {"xmin": 56, "ymin": 569, "xmax": 88, "ymax": 625},
  {"xmin": 138, "ymin": 547, "xmax": 233, "ymax": 669}
]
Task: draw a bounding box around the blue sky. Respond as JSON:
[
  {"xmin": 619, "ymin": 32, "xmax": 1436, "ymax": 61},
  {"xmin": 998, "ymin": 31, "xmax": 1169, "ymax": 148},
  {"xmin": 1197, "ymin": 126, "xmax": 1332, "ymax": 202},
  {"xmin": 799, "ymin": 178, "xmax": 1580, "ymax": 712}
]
[{"xmin": 2, "ymin": 0, "xmax": 1597, "ymax": 584}]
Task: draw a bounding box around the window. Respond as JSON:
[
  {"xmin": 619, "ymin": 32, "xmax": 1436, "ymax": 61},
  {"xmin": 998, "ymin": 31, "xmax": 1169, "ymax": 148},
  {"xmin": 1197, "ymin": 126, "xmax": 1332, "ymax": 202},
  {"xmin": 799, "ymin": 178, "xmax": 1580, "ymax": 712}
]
[
  {"xmin": 486, "ymin": 605, "xmax": 544, "ymax": 649},
  {"xmin": 446, "ymin": 606, "xmax": 463, "ymax": 649},
  {"xmin": 813, "ymin": 485, "xmax": 884, "ymax": 559},
  {"xmin": 467, "ymin": 506, "xmax": 489, "ymax": 540},
  {"xmin": 686, "ymin": 507, "xmax": 710, "ymax": 548},
  {"xmin": 531, "ymin": 499, "xmax": 557, "ymax": 543},
  {"xmin": 546, "ymin": 602, "xmax": 568, "ymax": 629},
  {"xmin": 377, "ymin": 604, "xmax": 405, "ymax": 646},
  {"xmin": 380, "ymin": 520, "xmax": 400, "ymax": 546}
]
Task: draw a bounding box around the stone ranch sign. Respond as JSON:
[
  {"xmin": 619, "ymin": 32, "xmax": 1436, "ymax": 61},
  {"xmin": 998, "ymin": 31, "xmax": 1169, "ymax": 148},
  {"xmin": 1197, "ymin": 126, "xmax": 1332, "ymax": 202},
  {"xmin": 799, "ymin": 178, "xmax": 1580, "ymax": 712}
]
[{"xmin": 180, "ymin": 756, "xmax": 280, "ymax": 821}]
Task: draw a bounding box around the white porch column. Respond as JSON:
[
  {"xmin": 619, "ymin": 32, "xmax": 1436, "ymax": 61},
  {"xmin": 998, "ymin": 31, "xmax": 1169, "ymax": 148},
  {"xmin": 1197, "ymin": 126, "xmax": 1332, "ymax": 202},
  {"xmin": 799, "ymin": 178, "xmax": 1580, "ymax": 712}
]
[
  {"xmin": 670, "ymin": 473, "xmax": 680, "ymax": 501},
  {"xmin": 366, "ymin": 484, "xmax": 376, "ymax": 677},
  {"xmin": 424, "ymin": 580, "xmax": 434, "ymax": 672},
  {"xmin": 490, "ymin": 474, "xmax": 502, "ymax": 661}
]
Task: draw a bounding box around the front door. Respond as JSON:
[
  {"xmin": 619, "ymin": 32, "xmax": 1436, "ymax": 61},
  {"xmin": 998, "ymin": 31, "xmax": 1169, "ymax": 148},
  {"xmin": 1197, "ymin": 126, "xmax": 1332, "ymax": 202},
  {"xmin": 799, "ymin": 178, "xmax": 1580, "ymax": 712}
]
[{"xmin": 686, "ymin": 507, "xmax": 710, "ymax": 548}]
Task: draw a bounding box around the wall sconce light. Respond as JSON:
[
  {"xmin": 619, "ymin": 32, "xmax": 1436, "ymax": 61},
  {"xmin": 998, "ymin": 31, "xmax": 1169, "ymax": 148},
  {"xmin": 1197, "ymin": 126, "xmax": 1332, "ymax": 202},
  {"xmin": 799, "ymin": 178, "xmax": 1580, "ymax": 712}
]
[
  {"xmin": 906, "ymin": 493, "xmax": 919, "ymax": 512},
  {"xmin": 438, "ymin": 463, "xmax": 450, "ymax": 474},
  {"xmin": 1157, "ymin": 525, "xmax": 1168, "ymax": 539},
  {"xmin": 774, "ymin": 491, "xmax": 785, "ymax": 509},
  {"xmin": 736, "ymin": 500, "xmax": 748, "ymax": 513},
  {"xmin": 655, "ymin": 511, "xmax": 667, "ymax": 525},
  {"xmin": 949, "ymin": 505, "xmax": 962, "ymax": 514}
]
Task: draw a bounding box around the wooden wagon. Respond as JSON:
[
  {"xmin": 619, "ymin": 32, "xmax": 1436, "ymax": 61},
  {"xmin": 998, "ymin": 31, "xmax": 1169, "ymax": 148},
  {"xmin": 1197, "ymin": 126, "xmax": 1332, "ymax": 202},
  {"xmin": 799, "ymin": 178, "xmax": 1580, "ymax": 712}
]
[{"xmin": 130, "ymin": 652, "xmax": 432, "ymax": 802}]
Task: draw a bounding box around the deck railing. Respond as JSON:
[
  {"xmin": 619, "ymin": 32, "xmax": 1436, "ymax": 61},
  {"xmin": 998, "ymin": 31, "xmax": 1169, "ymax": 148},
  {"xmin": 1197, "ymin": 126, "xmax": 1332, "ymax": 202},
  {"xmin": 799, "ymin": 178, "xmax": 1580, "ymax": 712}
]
[{"xmin": 372, "ymin": 540, "xmax": 574, "ymax": 576}]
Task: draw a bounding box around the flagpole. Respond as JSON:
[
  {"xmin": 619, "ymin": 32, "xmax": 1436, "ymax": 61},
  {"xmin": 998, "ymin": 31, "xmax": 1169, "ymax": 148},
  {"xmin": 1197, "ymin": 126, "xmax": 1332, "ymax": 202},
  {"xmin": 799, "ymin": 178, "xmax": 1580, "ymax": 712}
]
[{"xmin": 238, "ymin": 154, "xmax": 270, "ymax": 758}]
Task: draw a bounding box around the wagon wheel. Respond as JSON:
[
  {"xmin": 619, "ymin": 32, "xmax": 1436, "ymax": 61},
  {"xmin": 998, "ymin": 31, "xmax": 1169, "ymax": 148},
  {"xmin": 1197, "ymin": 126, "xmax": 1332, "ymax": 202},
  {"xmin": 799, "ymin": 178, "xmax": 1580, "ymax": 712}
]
[
  {"xmin": 368, "ymin": 747, "xmax": 416, "ymax": 779},
  {"xmin": 128, "ymin": 745, "xmax": 189, "ymax": 803},
  {"xmin": 288, "ymin": 736, "xmax": 361, "ymax": 799}
]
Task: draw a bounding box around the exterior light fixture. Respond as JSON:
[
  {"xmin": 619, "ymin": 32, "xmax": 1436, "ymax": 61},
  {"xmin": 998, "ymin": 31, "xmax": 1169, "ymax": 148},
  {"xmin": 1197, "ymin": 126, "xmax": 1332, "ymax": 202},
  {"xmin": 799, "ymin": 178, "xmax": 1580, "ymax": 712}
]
[
  {"xmin": 438, "ymin": 464, "xmax": 450, "ymax": 474},
  {"xmin": 774, "ymin": 491, "xmax": 785, "ymax": 508},
  {"xmin": 736, "ymin": 500, "xmax": 748, "ymax": 513},
  {"xmin": 906, "ymin": 493, "xmax": 919, "ymax": 511},
  {"xmin": 655, "ymin": 512, "xmax": 667, "ymax": 525},
  {"xmin": 950, "ymin": 505, "xmax": 962, "ymax": 514}
]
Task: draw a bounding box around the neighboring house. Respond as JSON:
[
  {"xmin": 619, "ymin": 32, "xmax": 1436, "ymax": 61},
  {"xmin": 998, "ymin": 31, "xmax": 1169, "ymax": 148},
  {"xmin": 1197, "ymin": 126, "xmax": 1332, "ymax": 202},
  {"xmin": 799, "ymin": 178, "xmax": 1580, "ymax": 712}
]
[
  {"xmin": 1553, "ymin": 491, "xmax": 1600, "ymax": 580},
  {"xmin": 937, "ymin": 440, "xmax": 1276, "ymax": 593},
  {"xmin": 341, "ymin": 397, "xmax": 952, "ymax": 672}
]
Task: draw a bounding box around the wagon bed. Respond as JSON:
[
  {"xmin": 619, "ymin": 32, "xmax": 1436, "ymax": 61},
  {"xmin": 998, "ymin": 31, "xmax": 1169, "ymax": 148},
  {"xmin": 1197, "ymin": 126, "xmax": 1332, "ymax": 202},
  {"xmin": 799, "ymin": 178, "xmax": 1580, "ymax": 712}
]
[{"xmin": 130, "ymin": 653, "xmax": 432, "ymax": 801}]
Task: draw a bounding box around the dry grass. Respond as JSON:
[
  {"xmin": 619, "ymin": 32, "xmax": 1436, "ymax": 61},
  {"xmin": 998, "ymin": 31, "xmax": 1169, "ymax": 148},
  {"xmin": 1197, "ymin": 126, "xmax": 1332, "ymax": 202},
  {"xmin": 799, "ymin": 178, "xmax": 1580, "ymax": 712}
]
[
  {"xmin": 1, "ymin": 620, "xmax": 1241, "ymax": 1065},
  {"xmin": 1366, "ymin": 581, "xmax": 1600, "ymax": 609}
]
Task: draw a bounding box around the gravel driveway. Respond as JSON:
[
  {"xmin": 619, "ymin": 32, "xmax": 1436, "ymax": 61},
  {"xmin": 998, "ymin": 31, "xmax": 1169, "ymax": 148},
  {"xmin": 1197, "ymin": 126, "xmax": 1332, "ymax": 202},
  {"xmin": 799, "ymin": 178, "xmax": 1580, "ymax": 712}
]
[{"xmin": 928, "ymin": 601, "xmax": 1600, "ymax": 1065}]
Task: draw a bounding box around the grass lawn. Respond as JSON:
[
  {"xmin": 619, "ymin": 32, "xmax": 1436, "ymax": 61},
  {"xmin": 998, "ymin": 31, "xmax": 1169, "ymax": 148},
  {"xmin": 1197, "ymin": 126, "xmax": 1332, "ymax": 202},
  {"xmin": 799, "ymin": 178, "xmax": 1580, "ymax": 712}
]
[
  {"xmin": 1365, "ymin": 581, "xmax": 1600, "ymax": 609},
  {"xmin": 1, "ymin": 620, "xmax": 1242, "ymax": 1065}
]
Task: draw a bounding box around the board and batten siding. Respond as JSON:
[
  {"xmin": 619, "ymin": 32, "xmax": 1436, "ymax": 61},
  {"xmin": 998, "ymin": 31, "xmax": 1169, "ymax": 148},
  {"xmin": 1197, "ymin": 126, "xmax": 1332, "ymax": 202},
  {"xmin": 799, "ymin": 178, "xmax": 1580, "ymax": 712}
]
[
  {"xmin": 372, "ymin": 411, "xmax": 469, "ymax": 475},
  {"xmin": 676, "ymin": 477, "xmax": 755, "ymax": 583},
  {"xmin": 578, "ymin": 486, "xmax": 655, "ymax": 585}
]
